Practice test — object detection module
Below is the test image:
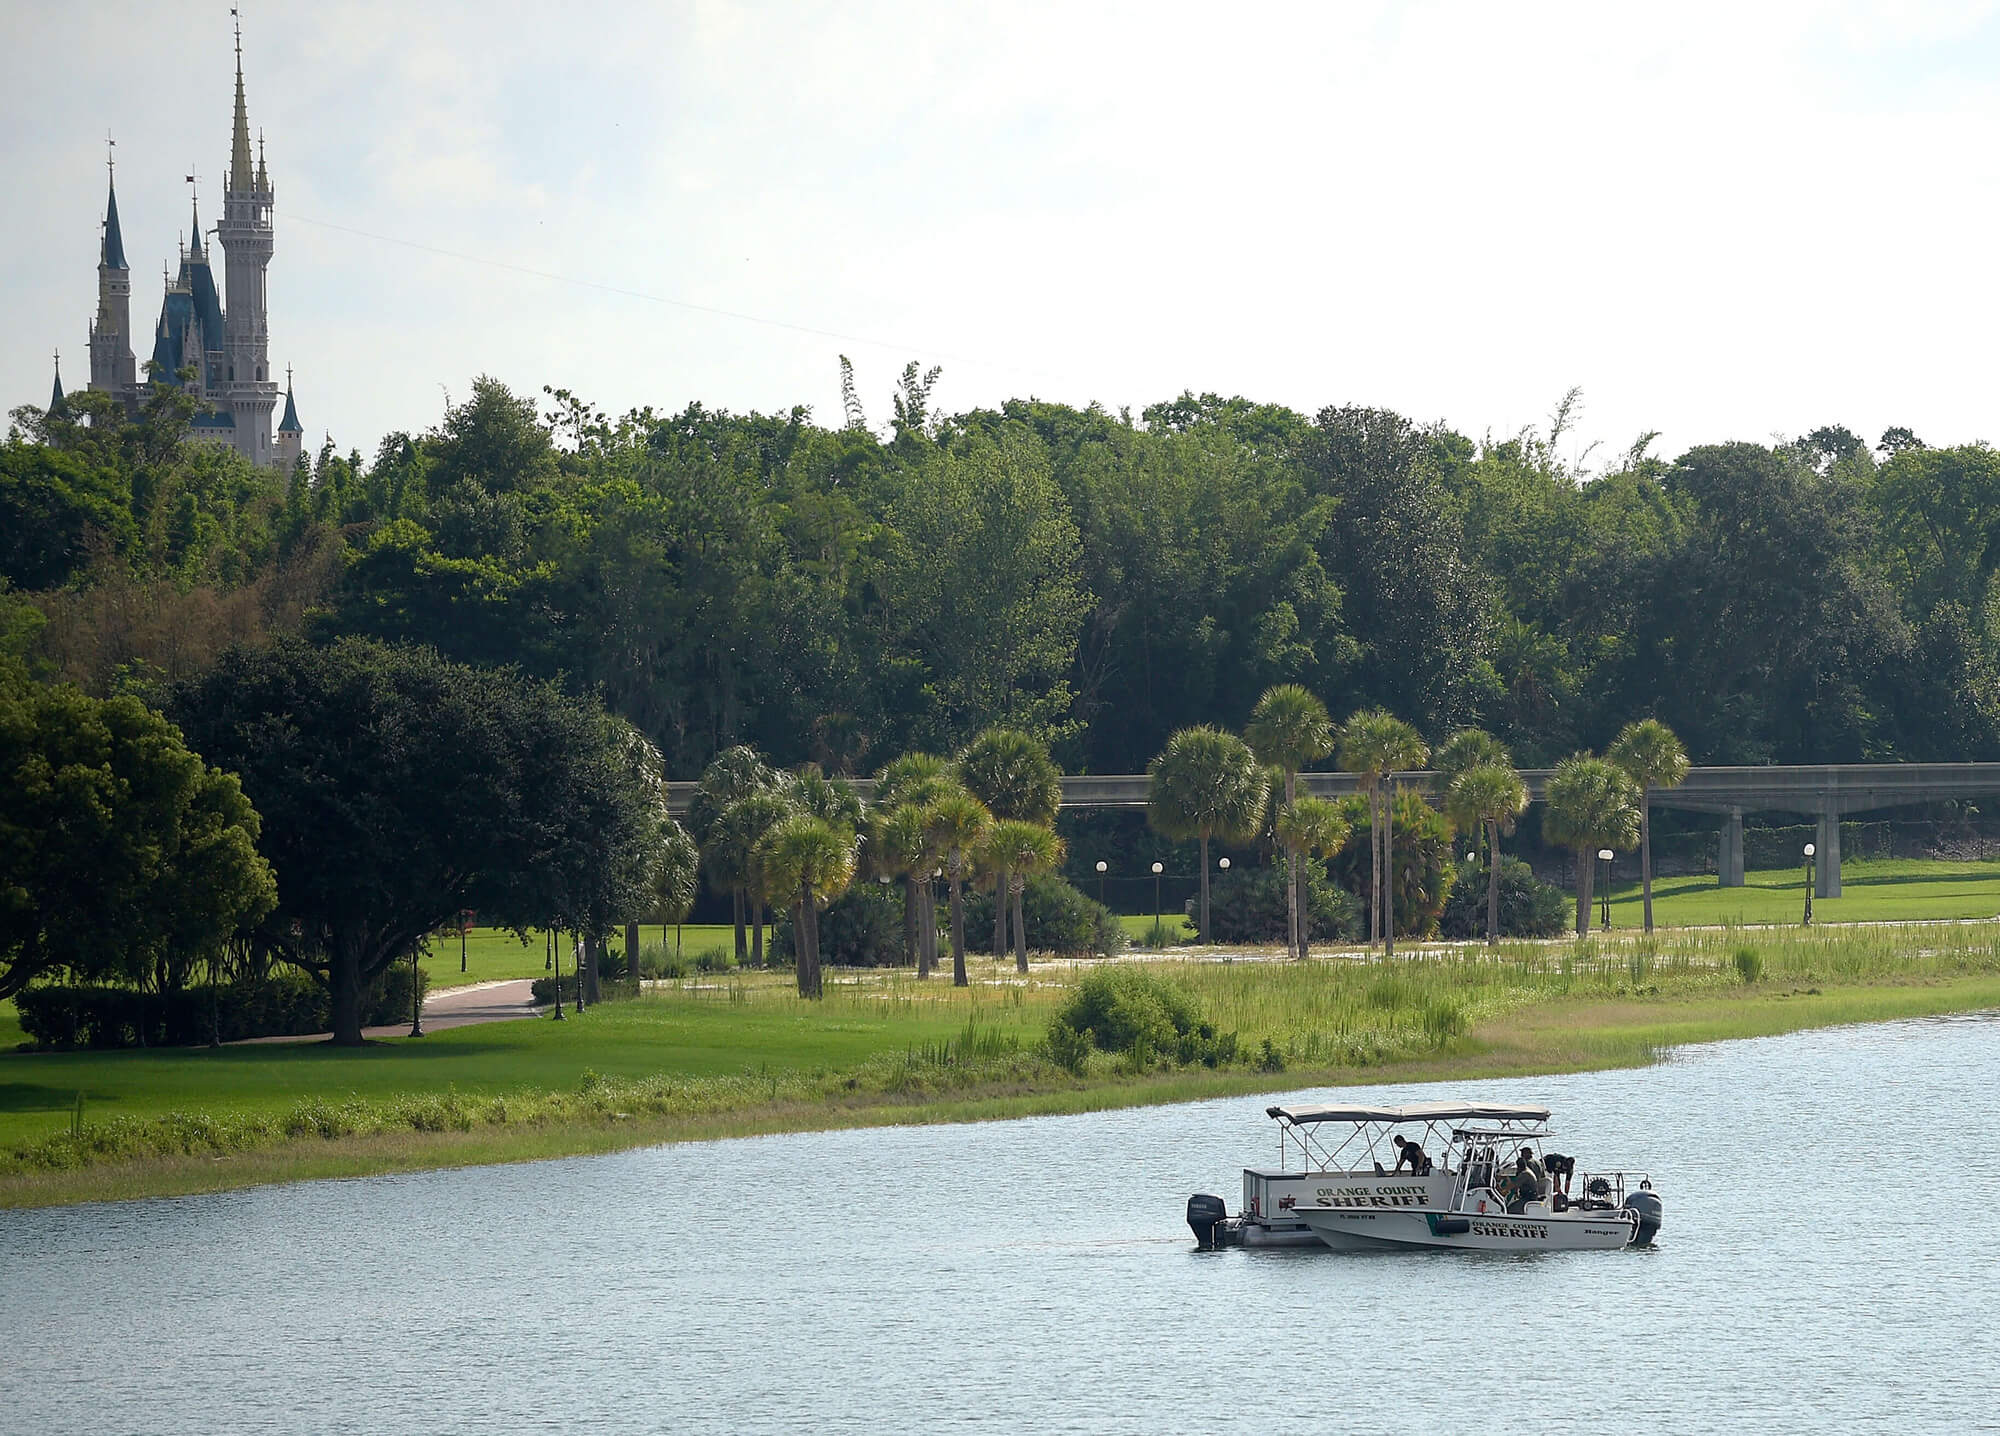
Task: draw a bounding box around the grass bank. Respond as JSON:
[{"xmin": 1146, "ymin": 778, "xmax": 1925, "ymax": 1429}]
[{"xmin": 4, "ymin": 925, "xmax": 1998, "ymax": 1208}]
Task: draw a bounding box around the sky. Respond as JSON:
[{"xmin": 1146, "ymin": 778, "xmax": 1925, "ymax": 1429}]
[{"xmin": 5, "ymin": 0, "xmax": 1999, "ymax": 465}]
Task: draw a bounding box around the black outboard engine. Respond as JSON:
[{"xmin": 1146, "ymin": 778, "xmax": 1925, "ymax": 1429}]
[
  {"xmin": 1187, "ymin": 1193, "xmax": 1229, "ymax": 1250},
  {"xmin": 1623, "ymin": 1187, "xmax": 1664, "ymax": 1246}
]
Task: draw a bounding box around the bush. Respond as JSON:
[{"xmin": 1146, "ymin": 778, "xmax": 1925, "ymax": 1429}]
[
  {"xmin": 529, "ymin": 974, "xmax": 579, "ymax": 1005},
  {"xmin": 1191, "ymin": 863, "xmax": 1359, "ymax": 944},
  {"xmin": 1734, "ymin": 946, "xmax": 1764, "ymax": 984},
  {"xmin": 1327, "ymin": 789, "xmax": 1456, "ymax": 938},
  {"xmin": 772, "ymin": 883, "xmax": 907, "ymax": 967},
  {"xmin": 16, "ymin": 964, "xmax": 428, "ymax": 1049},
  {"xmin": 1438, "ymin": 858, "xmax": 1571, "ymax": 940},
  {"xmin": 1047, "ymin": 966, "xmax": 1234, "ymax": 1066},
  {"xmin": 966, "ymin": 875, "xmax": 1124, "ymax": 957}
]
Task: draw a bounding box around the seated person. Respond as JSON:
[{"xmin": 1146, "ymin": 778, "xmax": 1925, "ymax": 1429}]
[
  {"xmin": 1505, "ymin": 1148, "xmax": 1548, "ymax": 1213},
  {"xmin": 1389, "ymin": 1134, "xmax": 1431, "ymax": 1175}
]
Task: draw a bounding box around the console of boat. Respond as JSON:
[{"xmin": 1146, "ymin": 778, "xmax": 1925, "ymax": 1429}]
[{"xmin": 1187, "ymin": 1100, "xmax": 1662, "ymax": 1253}]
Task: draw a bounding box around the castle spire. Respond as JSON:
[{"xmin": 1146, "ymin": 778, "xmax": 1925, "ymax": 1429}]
[
  {"xmin": 49, "ymin": 351, "xmax": 69, "ymax": 419},
  {"xmin": 279, "ymin": 366, "xmax": 301, "ymax": 433},
  {"xmin": 189, "ymin": 184, "xmax": 205, "ymax": 258},
  {"xmin": 257, "ymin": 129, "xmax": 268, "ymax": 190},
  {"xmin": 102, "ymin": 142, "xmax": 128, "ymax": 270},
  {"xmin": 229, "ymin": 13, "xmax": 254, "ymax": 193}
]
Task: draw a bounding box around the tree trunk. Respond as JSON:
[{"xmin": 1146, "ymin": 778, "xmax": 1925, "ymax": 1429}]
[
  {"xmin": 1486, "ymin": 818, "xmax": 1501, "ymax": 947},
  {"xmin": 732, "ymin": 889, "xmax": 747, "ymax": 966},
  {"xmin": 584, "ymin": 935, "xmax": 601, "ymax": 1004},
  {"xmin": 916, "ymin": 880, "xmax": 934, "ymax": 978},
  {"xmin": 903, "ymin": 876, "xmax": 921, "ymax": 971},
  {"xmin": 949, "ymin": 873, "xmax": 968, "ymax": 987},
  {"xmin": 1640, "ymin": 786, "xmax": 1655, "ymax": 934},
  {"xmin": 1575, "ymin": 847, "xmax": 1592, "ymax": 937},
  {"xmin": 625, "ymin": 921, "xmax": 641, "ymax": 990},
  {"xmin": 1198, "ymin": 835, "xmax": 1211, "ymax": 942},
  {"xmin": 1382, "ymin": 781, "xmax": 1397, "ymax": 958},
  {"xmin": 1283, "ymin": 772, "xmax": 1299, "ymax": 960},
  {"xmin": 329, "ymin": 939, "xmax": 365, "ymax": 1046},
  {"xmin": 1367, "ymin": 786, "xmax": 1382, "ymax": 948},
  {"xmin": 992, "ymin": 861, "xmax": 1010, "ymax": 958},
  {"xmin": 793, "ymin": 892, "xmax": 813, "ymax": 997},
  {"xmin": 804, "ymin": 891, "xmax": 824, "ymax": 1000},
  {"xmin": 751, "ymin": 903, "xmax": 764, "ymax": 968},
  {"xmin": 1013, "ymin": 880, "xmax": 1028, "ymax": 974}
]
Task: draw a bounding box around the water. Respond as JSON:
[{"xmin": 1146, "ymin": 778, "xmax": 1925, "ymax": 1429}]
[{"xmin": 4, "ymin": 1014, "xmax": 1998, "ymax": 1434}]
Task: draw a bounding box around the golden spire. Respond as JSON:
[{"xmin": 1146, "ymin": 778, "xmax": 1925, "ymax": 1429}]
[{"xmin": 229, "ymin": 12, "xmax": 254, "ymax": 193}]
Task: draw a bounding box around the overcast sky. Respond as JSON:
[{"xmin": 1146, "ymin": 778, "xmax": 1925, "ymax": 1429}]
[{"xmin": 7, "ymin": 1, "xmax": 1999, "ymax": 464}]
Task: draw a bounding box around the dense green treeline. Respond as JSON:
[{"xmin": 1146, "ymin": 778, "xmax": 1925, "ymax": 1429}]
[{"xmin": 10, "ymin": 376, "xmax": 2000, "ymax": 774}]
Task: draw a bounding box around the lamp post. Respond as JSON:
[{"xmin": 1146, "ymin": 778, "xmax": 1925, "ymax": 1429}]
[
  {"xmin": 460, "ymin": 911, "xmax": 468, "ymax": 974},
  {"xmin": 1151, "ymin": 860, "xmax": 1164, "ymax": 945},
  {"xmin": 1597, "ymin": 849, "xmax": 1614, "ymax": 931},
  {"xmin": 1803, "ymin": 843, "xmax": 1816, "ymax": 927},
  {"xmin": 1096, "ymin": 859, "xmax": 1108, "ymax": 911},
  {"xmin": 408, "ymin": 944, "xmax": 424, "ymax": 1038},
  {"xmin": 550, "ymin": 929, "xmax": 562, "ymax": 1021},
  {"xmin": 1218, "ymin": 856, "xmax": 1231, "ymax": 872}
]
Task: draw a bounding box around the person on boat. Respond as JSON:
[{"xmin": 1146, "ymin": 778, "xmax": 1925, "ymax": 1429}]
[
  {"xmin": 1505, "ymin": 1149, "xmax": 1548, "ymax": 1213},
  {"xmin": 1543, "ymin": 1152, "xmax": 1574, "ymax": 1197},
  {"xmin": 1389, "ymin": 1134, "xmax": 1431, "ymax": 1175}
]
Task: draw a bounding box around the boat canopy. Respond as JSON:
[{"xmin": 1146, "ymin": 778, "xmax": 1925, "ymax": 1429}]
[{"xmin": 1266, "ymin": 1101, "xmax": 1552, "ymax": 1126}]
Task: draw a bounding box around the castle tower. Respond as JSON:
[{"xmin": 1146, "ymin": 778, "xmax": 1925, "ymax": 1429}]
[
  {"xmin": 87, "ymin": 151, "xmax": 137, "ymax": 400},
  {"xmin": 48, "ymin": 352, "xmax": 71, "ymax": 420},
  {"xmin": 214, "ymin": 18, "xmax": 276, "ymax": 467},
  {"xmin": 276, "ymin": 366, "xmax": 303, "ymax": 474}
]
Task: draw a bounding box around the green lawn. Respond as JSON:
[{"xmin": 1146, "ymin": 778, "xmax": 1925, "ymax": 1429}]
[
  {"xmin": 420, "ymin": 923, "xmax": 739, "ymax": 988},
  {"xmin": 0, "ymin": 965, "xmax": 1033, "ymax": 1150},
  {"xmin": 1599, "ymin": 856, "xmax": 2000, "ymax": 928}
]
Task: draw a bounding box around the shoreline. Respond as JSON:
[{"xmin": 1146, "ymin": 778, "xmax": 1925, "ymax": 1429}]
[{"xmin": 5, "ymin": 970, "xmax": 1996, "ymax": 1210}]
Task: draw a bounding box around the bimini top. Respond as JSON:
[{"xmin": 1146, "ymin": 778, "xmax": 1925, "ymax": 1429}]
[{"xmin": 1266, "ymin": 1101, "xmax": 1551, "ymax": 1126}]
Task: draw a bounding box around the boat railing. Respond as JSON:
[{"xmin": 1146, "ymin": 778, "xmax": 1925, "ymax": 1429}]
[{"xmin": 1565, "ymin": 1168, "xmax": 1653, "ymax": 1209}]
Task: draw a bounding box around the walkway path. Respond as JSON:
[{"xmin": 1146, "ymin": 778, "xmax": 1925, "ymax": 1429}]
[{"xmin": 234, "ymin": 978, "xmax": 544, "ymax": 1045}]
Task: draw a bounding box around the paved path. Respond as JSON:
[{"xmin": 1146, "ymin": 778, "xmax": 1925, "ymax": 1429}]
[{"xmin": 234, "ymin": 978, "xmax": 544, "ymax": 1044}]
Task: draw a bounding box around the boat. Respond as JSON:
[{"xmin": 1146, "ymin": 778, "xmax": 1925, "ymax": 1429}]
[{"xmin": 1187, "ymin": 1100, "xmax": 1662, "ymax": 1253}]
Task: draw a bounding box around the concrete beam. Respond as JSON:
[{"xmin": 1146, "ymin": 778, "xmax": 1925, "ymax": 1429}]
[{"xmin": 1719, "ymin": 808, "xmax": 1745, "ymax": 887}]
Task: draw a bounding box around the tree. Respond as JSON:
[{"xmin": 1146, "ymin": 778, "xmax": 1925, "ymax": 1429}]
[
  {"xmin": 956, "ymin": 727, "xmax": 1061, "ymax": 959},
  {"xmin": 871, "ymin": 752, "xmax": 962, "ymax": 977},
  {"xmin": 1146, "ymin": 726, "xmax": 1268, "ymax": 941},
  {"xmin": 1606, "ymin": 718, "xmax": 1689, "ymax": 933},
  {"xmin": 921, "ymin": 791, "xmax": 991, "ymax": 987},
  {"xmin": 1273, "ymin": 794, "xmax": 1350, "ymax": 957},
  {"xmin": 646, "ymin": 815, "xmax": 700, "ymax": 971},
  {"xmin": 1245, "ymin": 684, "xmax": 1334, "ymax": 960},
  {"xmin": 1445, "ymin": 763, "xmax": 1529, "ymax": 946},
  {"xmin": 982, "ymin": 819, "xmax": 1065, "ymax": 972},
  {"xmin": 1542, "ymin": 754, "xmax": 1641, "ymax": 938},
  {"xmin": 868, "ymin": 802, "xmax": 935, "ymax": 973},
  {"xmin": 754, "ymin": 813, "xmax": 856, "ymax": 998},
  {"xmin": 168, "ymin": 638, "xmax": 659, "ymax": 1044},
  {"xmin": 704, "ymin": 791, "xmax": 793, "ymax": 968},
  {"xmin": 688, "ymin": 746, "xmax": 781, "ymax": 964},
  {"xmin": 0, "ymin": 676, "xmax": 275, "ymax": 1003},
  {"xmin": 1338, "ymin": 709, "xmax": 1429, "ymax": 952}
]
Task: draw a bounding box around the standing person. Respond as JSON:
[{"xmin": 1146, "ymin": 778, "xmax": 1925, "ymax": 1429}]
[{"xmin": 1390, "ymin": 1134, "xmax": 1430, "ymax": 1175}]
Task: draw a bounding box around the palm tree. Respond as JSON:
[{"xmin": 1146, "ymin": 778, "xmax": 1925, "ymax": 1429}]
[
  {"xmin": 1245, "ymin": 685, "xmax": 1335, "ymax": 960},
  {"xmin": 982, "ymin": 819, "xmax": 1066, "ymax": 972},
  {"xmin": 1274, "ymin": 795, "xmax": 1351, "ymax": 958},
  {"xmin": 873, "ymin": 754, "xmax": 960, "ymax": 977},
  {"xmin": 1607, "ymin": 719, "xmax": 1690, "ymax": 934},
  {"xmin": 687, "ymin": 745, "xmax": 778, "ymax": 965},
  {"xmin": 1433, "ymin": 728, "xmax": 1511, "ymax": 863},
  {"xmin": 1445, "ymin": 762, "xmax": 1528, "ymax": 947},
  {"xmin": 922, "ymin": 792, "xmax": 992, "ymax": 987},
  {"xmin": 869, "ymin": 803, "xmax": 935, "ymax": 974},
  {"xmin": 1543, "ymin": 754, "xmax": 1641, "ymax": 938},
  {"xmin": 1147, "ymin": 726, "xmax": 1268, "ymax": 942},
  {"xmin": 705, "ymin": 790, "xmax": 791, "ymax": 967},
  {"xmin": 753, "ymin": 813, "xmax": 858, "ymax": 998},
  {"xmin": 1338, "ymin": 710, "xmax": 1429, "ymax": 954},
  {"xmin": 650, "ymin": 816, "xmax": 701, "ymax": 976},
  {"xmin": 957, "ymin": 729, "xmax": 1062, "ymax": 959}
]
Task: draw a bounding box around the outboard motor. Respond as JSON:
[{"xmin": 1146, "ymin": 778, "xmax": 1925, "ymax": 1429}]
[
  {"xmin": 1187, "ymin": 1193, "xmax": 1229, "ymax": 1250},
  {"xmin": 1623, "ymin": 1187, "xmax": 1664, "ymax": 1246}
]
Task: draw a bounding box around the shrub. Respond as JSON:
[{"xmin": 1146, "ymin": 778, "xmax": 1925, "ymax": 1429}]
[
  {"xmin": 693, "ymin": 945, "xmax": 737, "ymax": 974},
  {"xmin": 1193, "ymin": 863, "xmax": 1359, "ymax": 944},
  {"xmin": 1734, "ymin": 946, "xmax": 1764, "ymax": 984},
  {"xmin": 966, "ymin": 875, "xmax": 1124, "ymax": 956},
  {"xmin": 1044, "ymin": 1020, "xmax": 1093, "ymax": 1075},
  {"xmin": 1047, "ymin": 966, "xmax": 1234, "ymax": 1066},
  {"xmin": 771, "ymin": 883, "xmax": 906, "ymax": 967},
  {"xmin": 529, "ymin": 974, "xmax": 578, "ymax": 1005},
  {"xmin": 16, "ymin": 965, "xmax": 427, "ymax": 1049},
  {"xmin": 1327, "ymin": 789, "xmax": 1456, "ymax": 938},
  {"xmin": 1438, "ymin": 858, "xmax": 1571, "ymax": 940}
]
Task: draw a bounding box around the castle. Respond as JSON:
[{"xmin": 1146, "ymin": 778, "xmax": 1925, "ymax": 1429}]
[{"xmin": 72, "ymin": 21, "xmax": 303, "ymax": 473}]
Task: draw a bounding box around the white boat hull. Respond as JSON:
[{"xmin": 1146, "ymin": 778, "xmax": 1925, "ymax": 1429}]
[{"xmin": 1294, "ymin": 1204, "xmax": 1639, "ymax": 1252}]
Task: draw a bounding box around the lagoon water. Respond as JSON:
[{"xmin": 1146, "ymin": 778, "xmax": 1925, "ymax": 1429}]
[{"xmin": 4, "ymin": 1014, "xmax": 1999, "ymax": 1434}]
